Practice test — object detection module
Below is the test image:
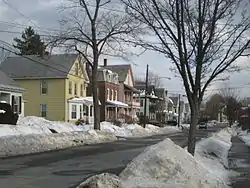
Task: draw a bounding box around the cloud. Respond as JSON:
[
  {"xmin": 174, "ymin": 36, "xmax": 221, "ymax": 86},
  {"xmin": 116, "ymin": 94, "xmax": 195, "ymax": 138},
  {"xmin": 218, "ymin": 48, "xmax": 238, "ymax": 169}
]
[{"xmin": 0, "ymin": 0, "xmax": 249, "ymax": 99}]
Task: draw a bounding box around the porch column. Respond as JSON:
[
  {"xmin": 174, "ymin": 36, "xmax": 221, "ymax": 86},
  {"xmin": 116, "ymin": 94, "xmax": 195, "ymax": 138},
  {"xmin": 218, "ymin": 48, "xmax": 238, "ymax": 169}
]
[
  {"xmin": 115, "ymin": 107, "xmax": 118, "ymax": 119},
  {"xmin": 88, "ymin": 105, "xmax": 91, "ymax": 123}
]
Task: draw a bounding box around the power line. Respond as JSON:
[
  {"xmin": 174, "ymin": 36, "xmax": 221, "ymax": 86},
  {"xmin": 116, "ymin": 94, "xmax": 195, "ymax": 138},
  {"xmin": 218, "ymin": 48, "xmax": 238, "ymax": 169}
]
[
  {"xmin": 0, "ymin": 20, "xmax": 60, "ymax": 33},
  {"xmin": 2, "ymin": 0, "xmax": 38, "ymax": 28}
]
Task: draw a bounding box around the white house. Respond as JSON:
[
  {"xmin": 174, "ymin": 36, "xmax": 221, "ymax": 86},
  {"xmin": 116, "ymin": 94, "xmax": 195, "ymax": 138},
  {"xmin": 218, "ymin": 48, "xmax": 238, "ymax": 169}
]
[{"xmin": 0, "ymin": 69, "xmax": 24, "ymax": 116}]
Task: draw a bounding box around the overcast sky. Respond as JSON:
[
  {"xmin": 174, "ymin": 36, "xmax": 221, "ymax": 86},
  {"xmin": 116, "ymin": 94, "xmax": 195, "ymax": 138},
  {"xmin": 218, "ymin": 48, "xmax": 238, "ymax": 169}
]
[{"xmin": 0, "ymin": 0, "xmax": 249, "ymax": 99}]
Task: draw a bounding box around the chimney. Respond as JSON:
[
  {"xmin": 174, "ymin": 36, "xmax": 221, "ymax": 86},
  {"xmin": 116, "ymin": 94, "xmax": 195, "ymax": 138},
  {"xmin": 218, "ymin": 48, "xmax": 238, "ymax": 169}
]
[{"xmin": 104, "ymin": 58, "xmax": 107, "ymax": 66}]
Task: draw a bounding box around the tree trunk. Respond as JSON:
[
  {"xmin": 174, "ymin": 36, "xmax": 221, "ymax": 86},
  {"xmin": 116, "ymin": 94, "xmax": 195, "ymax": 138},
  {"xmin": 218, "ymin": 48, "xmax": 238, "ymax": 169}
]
[
  {"xmin": 187, "ymin": 102, "xmax": 200, "ymax": 155},
  {"xmin": 92, "ymin": 68, "xmax": 100, "ymax": 130}
]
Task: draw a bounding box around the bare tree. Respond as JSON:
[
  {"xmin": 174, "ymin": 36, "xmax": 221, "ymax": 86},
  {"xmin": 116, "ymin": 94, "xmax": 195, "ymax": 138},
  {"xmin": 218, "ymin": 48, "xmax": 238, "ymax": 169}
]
[
  {"xmin": 204, "ymin": 93, "xmax": 224, "ymax": 120},
  {"xmin": 121, "ymin": 0, "xmax": 250, "ymax": 154},
  {"xmin": 135, "ymin": 71, "xmax": 163, "ymax": 88},
  {"xmin": 220, "ymin": 86, "xmax": 241, "ymax": 126},
  {"xmin": 51, "ymin": 0, "xmax": 139, "ymax": 129}
]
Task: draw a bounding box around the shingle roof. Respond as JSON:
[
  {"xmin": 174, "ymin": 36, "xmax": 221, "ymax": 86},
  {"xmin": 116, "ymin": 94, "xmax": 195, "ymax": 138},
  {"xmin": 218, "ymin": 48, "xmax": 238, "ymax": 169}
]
[
  {"xmin": 101, "ymin": 64, "xmax": 130, "ymax": 82},
  {"xmin": 0, "ymin": 54, "xmax": 78, "ymax": 79},
  {"xmin": 0, "ymin": 69, "xmax": 24, "ymax": 92},
  {"xmin": 155, "ymin": 88, "xmax": 166, "ymax": 98},
  {"xmin": 0, "ymin": 69, "xmax": 18, "ymax": 86}
]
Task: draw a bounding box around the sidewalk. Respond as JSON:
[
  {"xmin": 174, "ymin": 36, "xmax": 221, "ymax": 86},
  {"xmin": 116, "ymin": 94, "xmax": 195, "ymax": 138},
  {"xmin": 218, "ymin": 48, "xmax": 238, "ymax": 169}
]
[{"xmin": 228, "ymin": 137, "xmax": 250, "ymax": 188}]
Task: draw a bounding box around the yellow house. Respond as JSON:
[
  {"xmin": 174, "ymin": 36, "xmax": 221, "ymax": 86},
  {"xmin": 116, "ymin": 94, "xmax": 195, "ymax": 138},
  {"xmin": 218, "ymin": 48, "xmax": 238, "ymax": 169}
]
[{"xmin": 0, "ymin": 54, "xmax": 92, "ymax": 123}]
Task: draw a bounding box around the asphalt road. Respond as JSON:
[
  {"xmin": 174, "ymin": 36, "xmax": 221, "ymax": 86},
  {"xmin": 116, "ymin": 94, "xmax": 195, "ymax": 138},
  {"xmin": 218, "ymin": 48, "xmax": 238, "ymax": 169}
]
[
  {"xmin": 0, "ymin": 126, "xmax": 221, "ymax": 188},
  {"xmin": 228, "ymin": 137, "xmax": 250, "ymax": 188}
]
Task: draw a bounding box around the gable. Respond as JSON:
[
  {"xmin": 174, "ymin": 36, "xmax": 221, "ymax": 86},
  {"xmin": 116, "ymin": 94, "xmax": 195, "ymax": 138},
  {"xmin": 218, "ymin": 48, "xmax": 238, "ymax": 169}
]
[
  {"xmin": 124, "ymin": 66, "xmax": 134, "ymax": 86},
  {"xmin": 68, "ymin": 57, "xmax": 89, "ymax": 82}
]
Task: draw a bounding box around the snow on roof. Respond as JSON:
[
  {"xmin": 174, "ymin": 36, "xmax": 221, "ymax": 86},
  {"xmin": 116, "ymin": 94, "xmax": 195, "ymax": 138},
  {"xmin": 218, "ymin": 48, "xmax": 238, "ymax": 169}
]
[
  {"xmin": 68, "ymin": 97, "xmax": 101, "ymax": 105},
  {"xmin": 106, "ymin": 100, "xmax": 128, "ymax": 107}
]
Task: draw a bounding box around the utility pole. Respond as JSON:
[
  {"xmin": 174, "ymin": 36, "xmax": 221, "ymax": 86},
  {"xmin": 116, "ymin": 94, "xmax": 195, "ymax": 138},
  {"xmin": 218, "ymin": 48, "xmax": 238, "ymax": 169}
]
[
  {"xmin": 143, "ymin": 64, "xmax": 149, "ymax": 128},
  {"xmin": 177, "ymin": 94, "xmax": 181, "ymax": 127}
]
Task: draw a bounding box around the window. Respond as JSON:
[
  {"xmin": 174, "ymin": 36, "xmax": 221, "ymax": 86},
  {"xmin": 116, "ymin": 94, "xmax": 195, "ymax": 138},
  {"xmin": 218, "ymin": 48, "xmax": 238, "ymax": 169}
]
[
  {"xmin": 80, "ymin": 105, "xmax": 82, "ymax": 119},
  {"xmin": 80, "ymin": 84, "xmax": 83, "ymax": 96},
  {"xmin": 110, "ymin": 89, "xmax": 113, "ymax": 101},
  {"xmin": 114, "ymin": 90, "xmax": 117, "ymax": 101},
  {"xmin": 140, "ymin": 100, "xmax": 144, "ymax": 106},
  {"xmin": 69, "ymin": 81, "xmax": 72, "ymax": 94},
  {"xmin": 90, "ymin": 106, "xmax": 93, "ymax": 117},
  {"xmin": 40, "ymin": 104, "xmax": 47, "ymax": 117},
  {"xmin": 107, "ymin": 88, "xmax": 109, "ymax": 100},
  {"xmin": 40, "ymin": 80, "xmax": 48, "ymax": 94},
  {"xmin": 75, "ymin": 63, "xmax": 79, "ymax": 76},
  {"xmin": 74, "ymin": 83, "xmax": 77, "ymax": 95},
  {"xmin": 71, "ymin": 104, "xmax": 77, "ymax": 119},
  {"xmin": 11, "ymin": 96, "xmax": 21, "ymax": 114}
]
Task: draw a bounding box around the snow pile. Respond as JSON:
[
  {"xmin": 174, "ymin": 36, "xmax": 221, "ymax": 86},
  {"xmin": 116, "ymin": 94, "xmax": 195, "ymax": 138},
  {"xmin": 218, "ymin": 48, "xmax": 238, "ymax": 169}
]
[
  {"xmin": 0, "ymin": 130, "xmax": 116, "ymax": 157},
  {"xmin": 238, "ymin": 130, "xmax": 250, "ymax": 146},
  {"xmin": 77, "ymin": 138, "xmax": 230, "ymax": 188},
  {"xmin": 80, "ymin": 121, "xmax": 181, "ymax": 137},
  {"xmin": 195, "ymin": 128, "xmax": 233, "ymax": 183},
  {"xmin": 0, "ymin": 116, "xmax": 83, "ymax": 137},
  {"xmin": 0, "ymin": 116, "xmax": 117, "ymax": 157}
]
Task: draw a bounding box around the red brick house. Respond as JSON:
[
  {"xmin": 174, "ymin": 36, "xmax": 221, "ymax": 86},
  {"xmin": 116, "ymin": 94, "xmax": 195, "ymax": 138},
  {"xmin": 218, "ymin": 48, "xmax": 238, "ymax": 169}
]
[
  {"xmin": 97, "ymin": 63, "xmax": 128, "ymax": 121},
  {"xmin": 101, "ymin": 62, "xmax": 140, "ymax": 121}
]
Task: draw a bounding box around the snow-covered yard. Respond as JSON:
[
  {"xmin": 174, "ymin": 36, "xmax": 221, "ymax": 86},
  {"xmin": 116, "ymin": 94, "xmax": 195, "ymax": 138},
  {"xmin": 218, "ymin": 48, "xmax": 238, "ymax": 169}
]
[
  {"xmin": 77, "ymin": 128, "xmax": 234, "ymax": 188},
  {"xmin": 0, "ymin": 116, "xmax": 181, "ymax": 157}
]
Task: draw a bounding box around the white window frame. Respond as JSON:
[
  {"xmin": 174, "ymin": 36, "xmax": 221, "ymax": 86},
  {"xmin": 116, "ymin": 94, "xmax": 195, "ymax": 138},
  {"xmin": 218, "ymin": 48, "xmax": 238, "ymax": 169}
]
[
  {"xmin": 40, "ymin": 104, "xmax": 47, "ymax": 117},
  {"xmin": 111, "ymin": 89, "xmax": 113, "ymax": 101},
  {"xmin": 107, "ymin": 88, "xmax": 109, "ymax": 100},
  {"xmin": 114, "ymin": 90, "xmax": 117, "ymax": 101},
  {"xmin": 40, "ymin": 80, "xmax": 48, "ymax": 95},
  {"xmin": 71, "ymin": 104, "xmax": 77, "ymax": 119}
]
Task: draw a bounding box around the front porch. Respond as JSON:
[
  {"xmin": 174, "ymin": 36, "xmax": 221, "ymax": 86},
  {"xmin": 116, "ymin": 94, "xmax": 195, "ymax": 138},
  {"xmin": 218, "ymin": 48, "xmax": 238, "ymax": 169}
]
[
  {"xmin": 68, "ymin": 97, "xmax": 101, "ymax": 124},
  {"xmin": 105, "ymin": 100, "xmax": 129, "ymax": 122},
  {"xmin": 0, "ymin": 90, "xmax": 24, "ymax": 116}
]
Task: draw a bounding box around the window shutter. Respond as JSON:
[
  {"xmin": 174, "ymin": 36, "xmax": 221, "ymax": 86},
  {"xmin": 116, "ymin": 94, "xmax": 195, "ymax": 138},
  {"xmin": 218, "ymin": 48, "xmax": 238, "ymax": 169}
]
[
  {"xmin": 11, "ymin": 95, "xmax": 15, "ymax": 111},
  {"xmin": 19, "ymin": 96, "xmax": 22, "ymax": 114}
]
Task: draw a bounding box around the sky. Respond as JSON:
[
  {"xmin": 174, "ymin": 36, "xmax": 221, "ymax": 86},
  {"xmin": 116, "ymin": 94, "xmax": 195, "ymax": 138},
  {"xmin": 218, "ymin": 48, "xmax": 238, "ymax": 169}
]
[{"xmin": 0, "ymin": 0, "xmax": 249, "ymax": 100}]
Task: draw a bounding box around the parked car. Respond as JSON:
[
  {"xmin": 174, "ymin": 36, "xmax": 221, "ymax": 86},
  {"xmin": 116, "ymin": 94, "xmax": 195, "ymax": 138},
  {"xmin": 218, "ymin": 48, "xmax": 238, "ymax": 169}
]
[
  {"xmin": 0, "ymin": 102, "xmax": 19, "ymax": 125},
  {"xmin": 198, "ymin": 122, "xmax": 207, "ymax": 129}
]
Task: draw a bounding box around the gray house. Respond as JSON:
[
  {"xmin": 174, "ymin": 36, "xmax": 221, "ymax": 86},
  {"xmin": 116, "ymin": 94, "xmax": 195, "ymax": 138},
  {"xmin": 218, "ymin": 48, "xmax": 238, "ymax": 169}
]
[{"xmin": 0, "ymin": 69, "xmax": 24, "ymax": 116}]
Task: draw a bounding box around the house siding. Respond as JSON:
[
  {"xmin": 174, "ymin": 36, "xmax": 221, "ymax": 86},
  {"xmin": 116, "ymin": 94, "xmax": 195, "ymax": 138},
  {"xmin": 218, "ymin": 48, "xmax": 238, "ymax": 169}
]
[
  {"xmin": 65, "ymin": 59, "xmax": 88, "ymax": 123},
  {"xmin": 16, "ymin": 79, "xmax": 66, "ymax": 121},
  {"xmin": 98, "ymin": 81, "xmax": 120, "ymax": 121}
]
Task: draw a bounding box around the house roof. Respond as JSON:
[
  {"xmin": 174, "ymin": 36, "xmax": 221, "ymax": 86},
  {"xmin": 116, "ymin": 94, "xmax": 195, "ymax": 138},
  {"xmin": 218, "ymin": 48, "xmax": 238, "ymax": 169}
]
[
  {"xmin": 155, "ymin": 88, "xmax": 166, "ymax": 98},
  {"xmin": 0, "ymin": 69, "xmax": 24, "ymax": 92},
  {"xmin": 0, "ymin": 54, "xmax": 78, "ymax": 79},
  {"xmin": 101, "ymin": 64, "xmax": 131, "ymax": 82}
]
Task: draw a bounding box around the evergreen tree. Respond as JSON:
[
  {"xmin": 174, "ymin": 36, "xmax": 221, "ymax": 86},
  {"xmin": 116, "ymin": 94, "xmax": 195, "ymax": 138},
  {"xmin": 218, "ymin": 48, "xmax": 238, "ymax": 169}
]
[{"xmin": 13, "ymin": 26, "xmax": 46, "ymax": 56}]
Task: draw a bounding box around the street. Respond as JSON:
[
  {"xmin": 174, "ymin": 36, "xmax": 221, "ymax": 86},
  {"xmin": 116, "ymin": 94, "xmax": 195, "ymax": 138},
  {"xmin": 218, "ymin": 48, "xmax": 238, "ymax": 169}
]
[{"xmin": 0, "ymin": 126, "xmax": 221, "ymax": 188}]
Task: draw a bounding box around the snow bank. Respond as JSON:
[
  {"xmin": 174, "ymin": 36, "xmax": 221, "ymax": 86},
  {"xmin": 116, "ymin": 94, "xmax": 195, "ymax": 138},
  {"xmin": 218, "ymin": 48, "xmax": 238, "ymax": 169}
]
[
  {"xmin": 0, "ymin": 116, "xmax": 83, "ymax": 137},
  {"xmin": 195, "ymin": 128, "xmax": 234, "ymax": 183},
  {"xmin": 0, "ymin": 130, "xmax": 116, "ymax": 157},
  {"xmin": 80, "ymin": 121, "xmax": 181, "ymax": 137},
  {"xmin": 78, "ymin": 138, "xmax": 229, "ymax": 188},
  {"xmin": 238, "ymin": 130, "xmax": 250, "ymax": 146}
]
